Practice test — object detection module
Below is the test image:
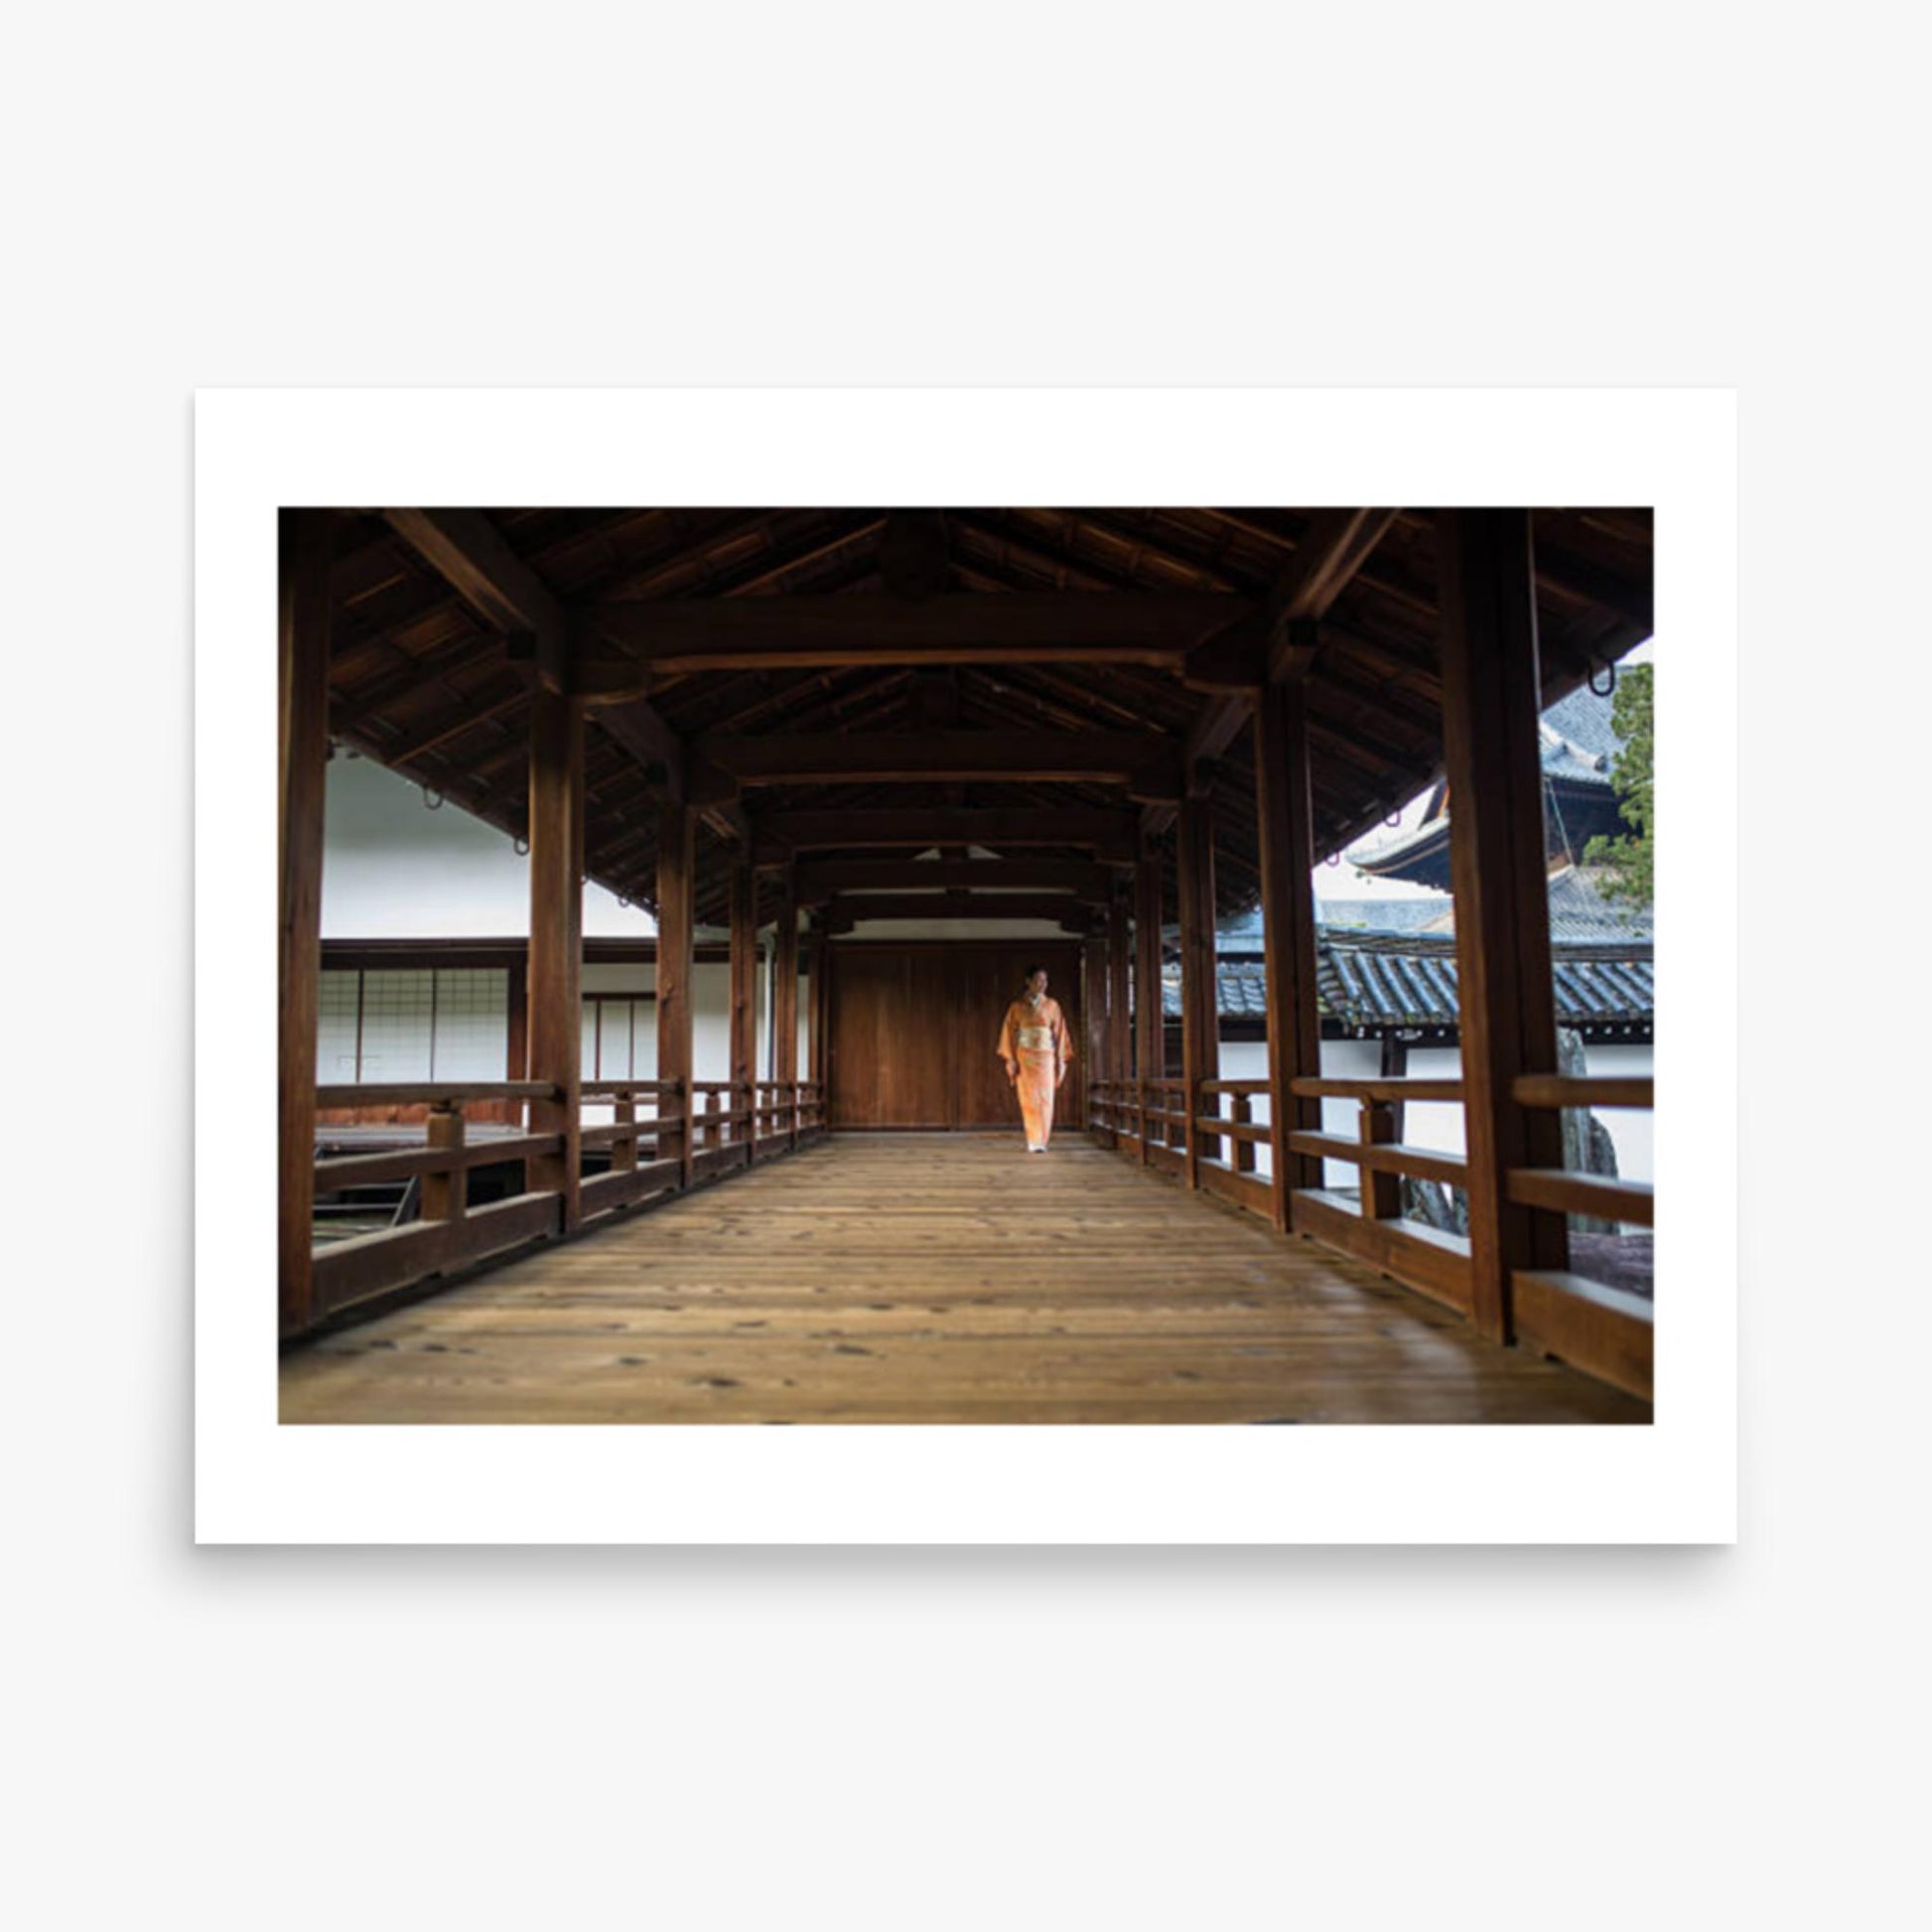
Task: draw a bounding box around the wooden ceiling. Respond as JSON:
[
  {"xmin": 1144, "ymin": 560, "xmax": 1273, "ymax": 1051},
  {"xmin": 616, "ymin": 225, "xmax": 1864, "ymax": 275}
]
[{"xmin": 320, "ymin": 506, "xmax": 1653, "ymax": 927}]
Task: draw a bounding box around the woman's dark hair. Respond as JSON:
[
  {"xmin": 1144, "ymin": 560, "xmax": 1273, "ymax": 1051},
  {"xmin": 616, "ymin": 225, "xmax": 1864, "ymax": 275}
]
[{"xmin": 1022, "ymin": 962, "xmax": 1047, "ymax": 985}]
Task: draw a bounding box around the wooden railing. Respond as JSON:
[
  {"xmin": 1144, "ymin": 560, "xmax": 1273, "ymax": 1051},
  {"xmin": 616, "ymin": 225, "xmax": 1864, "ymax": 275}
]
[
  {"xmin": 1087, "ymin": 1068, "xmax": 1655, "ymax": 1400},
  {"xmin": 311, "ymin": 1081, "xmax": 571, "ymax": 1317},
  {"xmin": 1192, "ymin": 1078, "xmax": 1274, "ymax": 1220},
  {"xmin": 309, "ymin": 1074, "xmax": 829, "ymax": 1326},
  {"xmin": 578, "ymin": 1078, "xmax": 688, "ymax": 1217},
  {"xmin": 1506, "ymin": 1075, "xmax": 1655, "ymax": 1401}
]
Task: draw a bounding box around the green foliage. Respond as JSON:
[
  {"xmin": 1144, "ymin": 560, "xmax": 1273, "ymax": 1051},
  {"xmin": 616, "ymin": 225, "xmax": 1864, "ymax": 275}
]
[{"xmin": 1583, "ymin": 662, "xmax": 1654, "ymax": 905}]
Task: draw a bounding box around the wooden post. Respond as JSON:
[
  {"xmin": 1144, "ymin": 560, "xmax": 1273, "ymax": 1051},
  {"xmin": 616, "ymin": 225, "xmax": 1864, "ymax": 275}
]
[
  {"xmin": 1135, "ymin": 844, "xmax": 1163, "ymax": 1167},
  {"xmin": 613, "ymin": 1094, "xmax": 637, "ymax": 1173},
  {"xmin": 527, "ymin": 687, "xmax": 585, "ymax": 1233},
  {"xmin": 1232, "ymin": 1093, "xmax": 1257, "ymax": 1174},
  {"xmin": 730, "ymin": 859, "xmax": 758, "ymax": 1164},
  {"xmin": 1438, "ymin": 509, "xmax": 1568, "ymax": 1339},
  {"xmin": 1176, "ymin": 793, "xmax": 1220, "ymax": 1187},
  {"xmin": 506, "ymin": 953, "xmax": 529, "ymax": 1079},
  {"xmin": 422, "ymin": 1106, "xmax": 467, "ymax": 1221},
  {"xmin": 774, "ymin": 866, "xmax": 799, "ymax": 1147},
  {"xmin": 1107, "ymin": 872, "xmax": 1132, "ymax": 1100},
  {"xmin": 278, "ymin": 510, "xmax": 332, "ymax": 1336},
  {"xmin": 1081, "ymin": 930, "xmax": 1106, "ymax": 1135},
  {"xmin": 1359, "ymin": 1100, "xmax": 1401, "ymax": 1221},
  {"xmin": 1380, "ymin": 1035, "xmax": 1410, "ymax": 1142},
  {"xmin": 820, "ymin": 923, "xmax": 837, "ymax": 1129},
  {"xmin": 1254, "ymin": 668, "xmax": 1324, "ymax": 1230},
  {"xmin": 657, "ymin": 802, "xmax": 697, "ymax": 1191}
]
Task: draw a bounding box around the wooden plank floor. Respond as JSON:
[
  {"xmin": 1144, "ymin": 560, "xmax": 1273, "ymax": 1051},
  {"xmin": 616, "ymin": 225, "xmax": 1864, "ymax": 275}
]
[{"xmin": 280, "ymin": 1135, "xmax": 1651, "ymax": 1424}]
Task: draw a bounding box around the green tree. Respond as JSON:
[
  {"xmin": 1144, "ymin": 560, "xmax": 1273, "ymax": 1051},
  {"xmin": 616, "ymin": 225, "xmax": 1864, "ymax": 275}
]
[{"xmin": 1584, "ymin": 662, "xmax": 1653, "ymax": 905}]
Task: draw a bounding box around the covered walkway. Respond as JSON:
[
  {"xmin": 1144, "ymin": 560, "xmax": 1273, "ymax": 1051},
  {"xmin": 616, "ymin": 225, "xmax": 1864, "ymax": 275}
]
[{"xmin": 280, "ymin": 1135, "xmax": 1644, "ymax": 1424}]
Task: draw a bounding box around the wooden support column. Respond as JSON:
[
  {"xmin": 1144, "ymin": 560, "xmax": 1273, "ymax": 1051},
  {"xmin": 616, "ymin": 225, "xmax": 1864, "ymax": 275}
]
[
  {"xmin": 1254, "ymin": 671, "xmax": 1324, "ymax": 1229},
  {"xmin": 527, "ymin": 688, "xmax": 585, "ymax": 1232},
  {"xmin": 278, "ymin": 510, "xmax": 332, "ymax": 1336},
  {"xmin": 1081, "ymin": 930, "xmax": 1107, "ymax": 1132},
  {"xmin": 1107, "ymin": 874, "xmax": 1132, "ymax": 1097},
  {"xmin": 657, "ymin": 802, "xmax": 697, "ymax": 1190},
  {"xmin": 807, "ymin": 915, "xmax": 829, "ymax": 1097},
  {"xmin": 1439, "ymin": 509, "xmax": 1568, "ymax": 1339},
  {"xmin": 1134, "ymin": 845, "xmax": 1164, "ymax": 1165},
  {"xmin": 1176, "ymin": 793, "xmax": 1220, "ymax": 1188},
  {"xmin": 774, "ymin": 865, "xmax": 799, "ymax": 1145},
  {"xmin": 729, "ymin": 859, "xmax": 758, "ymax": 1162}
]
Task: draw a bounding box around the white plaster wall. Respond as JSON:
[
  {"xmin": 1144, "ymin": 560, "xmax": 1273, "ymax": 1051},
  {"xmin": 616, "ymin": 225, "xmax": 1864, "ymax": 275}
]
[{"xmin": 321, "ymin": 753, "xmax": 656, "ymax": 940}]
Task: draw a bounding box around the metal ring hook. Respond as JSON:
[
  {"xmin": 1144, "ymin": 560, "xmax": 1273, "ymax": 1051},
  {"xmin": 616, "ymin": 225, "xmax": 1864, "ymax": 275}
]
[
  {"xmin": 1588, "ymin": 660, "xmax": 1617, "ymax": 698},
  {"xmin": 513, "ymin": 835, "xmax": 530, "ymax": 856},
  {"xmin": 422, "ymin": 786, "xmax": 444, "ymax": 810}
]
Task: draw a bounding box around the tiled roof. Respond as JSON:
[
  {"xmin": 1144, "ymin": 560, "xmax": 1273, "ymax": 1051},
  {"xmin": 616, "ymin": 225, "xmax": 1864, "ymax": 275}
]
[{"xmin": 1168, "ymin": 924, "xmax": 1653, "ymax": 1030}]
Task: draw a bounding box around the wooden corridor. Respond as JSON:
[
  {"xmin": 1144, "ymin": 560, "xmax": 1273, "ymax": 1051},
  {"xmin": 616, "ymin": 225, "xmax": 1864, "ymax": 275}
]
[{"xmin": 280, "ymin": 1135, "xmax": 1648, "ymax": 1425}]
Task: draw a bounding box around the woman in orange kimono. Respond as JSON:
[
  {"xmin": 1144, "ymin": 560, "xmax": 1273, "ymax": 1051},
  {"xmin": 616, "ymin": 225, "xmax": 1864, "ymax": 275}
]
[{"xmin": 997, "ymin": 964, "xmax": 1072, "ymax": 1153}]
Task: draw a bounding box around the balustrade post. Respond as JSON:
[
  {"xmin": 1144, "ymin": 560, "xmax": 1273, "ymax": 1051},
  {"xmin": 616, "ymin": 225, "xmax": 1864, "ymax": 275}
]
[
  {"xmin": 613, "ymin": 1094, "xmax": 637, "ymax": 1173},
  {"xmin": 422, "ymin": 1105, "xmax": 467, "ymax": 1222},
  {"xmin": 1233, "ymin": 1092, "xmax": 1257, "ymax": 1174},
  {"xmin": 1359, "ymin": 1099, "xmax": 1401, "ymax": 1221}
]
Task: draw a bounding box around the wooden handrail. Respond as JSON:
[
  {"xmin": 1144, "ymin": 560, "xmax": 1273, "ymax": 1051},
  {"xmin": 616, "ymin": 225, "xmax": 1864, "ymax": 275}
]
[
  {"xmin": 581, "ymin": 1078, "xmax": 684, "ymax": 1098},
  {"xmin": 316, "ymin": 1133, "xmax": 563, "ymax": 1190},
  {"xmin": 1288, "ymin": 1131, "xmax": 1467, "ymax": 1187},
  {"xmin": 1290, "ymin": 1077, "xmax": 1465, "ymax": 1102},
  {"xmin": 1513, "ymin": 1075, "xmax": 1654, "ymax": 1111},
  {"xmin": 1193, "ymin": 1115, "xmax": 1271, "ymax": 1144},
  {"xmin": 1199, "ymin": 1078, "xmax": 1270, "ymax": 1096},
  {"xmin": 317, "ymin": 1080, "xmax": 559, "ymax": 1107},
  {"xmin": 1508, "ymin": 1169, "xmax": 1654, "ymax": 1227}
]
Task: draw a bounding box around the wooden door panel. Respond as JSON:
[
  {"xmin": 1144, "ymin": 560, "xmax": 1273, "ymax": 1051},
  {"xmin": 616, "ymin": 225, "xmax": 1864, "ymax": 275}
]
[
  {"xmin": 831, "ymin": 941, "xmax": 1084, "ymax": 1131},
  {"xmin": 829, "ymin": 947, "xmax": 955, "ymax": 1127}
]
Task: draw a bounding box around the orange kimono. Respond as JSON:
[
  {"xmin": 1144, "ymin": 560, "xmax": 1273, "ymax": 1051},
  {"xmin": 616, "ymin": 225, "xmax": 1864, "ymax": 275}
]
[{"xmin": 997, "ymin": 994, "xmax": 1072, "ymax": 1149}]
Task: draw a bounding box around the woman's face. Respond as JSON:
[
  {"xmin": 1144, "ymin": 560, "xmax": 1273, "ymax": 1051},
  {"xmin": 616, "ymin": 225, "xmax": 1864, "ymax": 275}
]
[{"xmin": 1027, "ymin": 970, "xmax": 1048, "ymax": 999}]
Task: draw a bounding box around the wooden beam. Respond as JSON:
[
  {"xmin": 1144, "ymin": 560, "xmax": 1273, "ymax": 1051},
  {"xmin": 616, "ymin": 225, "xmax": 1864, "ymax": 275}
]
[
  {"xmin": 698, "ymin": 730, "xmax": 1181, "ymax": 799},
  {"xmin": 657, "ymin": 802, "xmax": 697, "ymax": 1192},
  {"xmin": 825, "ymin": 894, "xmax": 1101, "ymax": 925},
  {"xmin": 576, "ymin": 591, "xmax": 1252, "ymax": 677},
  {"xmin": 797, "ymin": 858, "xmax": 1112, "ymax": 899},
  {"xmin": 1146, "ymin": 508, "xmax": 1400, "ymax": 837},
  {"xmin": 1439, "ymin": 510, "xmax": 1568, "ymax": 1340},
  {"xmin": 383, "ymin": 508, "xmax": 567, "ymax": 660},
  {"xmin": 1261, "ymin": 510, "xmax": 1404, "ymax": 679},
  {"xmin": 278, "ymin": 510, "xmax": 333, "ymax": 1336},
  {"xmin": 527, "ymin": 688, "xmax": 585, "ymax": 1232},
  {"xmin": 381, "ymin": 507, "xmax": 687, "ymax": 801},
  {"xmin": 1254, "ymin": 679, "xmax": 1324, "ymax": 1223},
  {"xmin": 755, "ymin": 807, "xmax": 1142, "ymax": 862}
]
